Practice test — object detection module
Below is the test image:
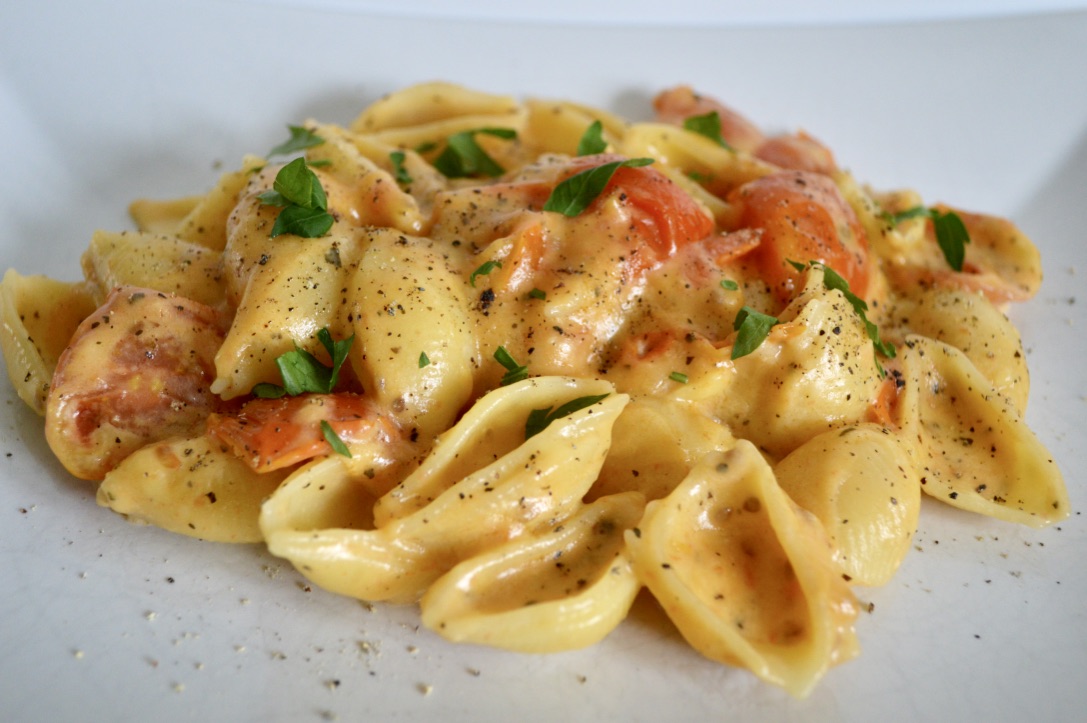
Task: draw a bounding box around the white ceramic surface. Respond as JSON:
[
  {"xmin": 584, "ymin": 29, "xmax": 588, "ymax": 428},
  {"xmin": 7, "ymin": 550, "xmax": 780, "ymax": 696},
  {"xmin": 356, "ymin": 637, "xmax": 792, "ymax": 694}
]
[{"xmin": 2, "ymin": 3, "xmax": 1085, "ymax": 721}]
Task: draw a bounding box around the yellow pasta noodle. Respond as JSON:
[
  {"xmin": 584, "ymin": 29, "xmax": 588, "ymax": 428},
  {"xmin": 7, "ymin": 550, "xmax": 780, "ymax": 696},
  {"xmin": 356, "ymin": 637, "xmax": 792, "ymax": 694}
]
[{"xmin": 0, "ymin": 80, "xmax": 1069, "ymax": 697}]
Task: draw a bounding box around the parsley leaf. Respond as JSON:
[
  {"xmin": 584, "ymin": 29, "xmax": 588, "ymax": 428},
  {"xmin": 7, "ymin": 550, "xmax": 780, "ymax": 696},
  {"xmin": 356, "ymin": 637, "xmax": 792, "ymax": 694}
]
[
  {"xmin": 790, "ymin": 260, "xmax": 896, "ymax": 375},
  {"xmin": 814, "ymin": 262, "xmax": 895, "ymax": 361},
  {"xmin": 469, "ymin": 260, "xmax": 502, "ymax": 287},
  {"xmin": 884, "ymin": 206, "xmax": 971, "ymax": 272},
  {"xmin": 731, "ymin": 306, "xmax": 779, "ymax": 359},
  {"xmin": 260, "ymin": 157, "xmax": 334, "ymax": 238},
  {"xmin": 390, "ymin": 150, "xmax": 413, "ymax": 185},
  {"xmin": 251, "ymin": 328, "xmax": 354, "ymax": 397},
  {"xmin": 270, "ymin": 203, "xmax": 335, "ymax": 238},
  {"xmin": 669, "ymin": 371, "xmax": 689, "ymax": 384},
  {"xmin": 543, "ymin": 158, "xmax": 653, "ymax": 217},
  {"xmin": 494, "ymin": 346, "xmax": 528, "ymax": 386},
  {"xmin": 576, "ymin": 120, "xmax": 608, "ymax": 156},
  {"xmin": 274, "ymin": 157, "xmax": 328, "ymax": 208},
  {"xmin": 251, "ymin": 382, "xmax": 287, "ymax": 399},
  {"xmin": 525, "ymin": 393, "xmax": 610, "ymax": 440},
  {"xmin": 683, "ymin": 111, "xmax": 733, "ymax": 150},
  {"xmin": 433, "ymin": 128, "xmax": 517, "ymax": 178},
  {"xmin": 931, "ymin": 210, "xmax": 970, "ymax": 272},
  {"xmin": 527, "ymin": 288, "xmax": 547, "ymax": 300},
  {"xmin": 268, "ymin": 125, "xmax": 325, "ymax": 157},
  {"xmin": 720, "ymin": 279, "xmax": 739, "ymax": 291},
  {"xmin": 320, "ymin": 420, "xmax": 352, "ymax": 458},
  {"xmin": 418, "ymin": 351, "xmax": 430, "ymax": 368}
]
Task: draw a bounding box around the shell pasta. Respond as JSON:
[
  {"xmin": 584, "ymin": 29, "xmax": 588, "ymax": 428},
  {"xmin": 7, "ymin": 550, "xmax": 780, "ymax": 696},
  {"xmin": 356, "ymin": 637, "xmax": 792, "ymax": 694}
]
[{"xmin": 0, "ymin": 81, "xmax": 1069, "ymax": 697}]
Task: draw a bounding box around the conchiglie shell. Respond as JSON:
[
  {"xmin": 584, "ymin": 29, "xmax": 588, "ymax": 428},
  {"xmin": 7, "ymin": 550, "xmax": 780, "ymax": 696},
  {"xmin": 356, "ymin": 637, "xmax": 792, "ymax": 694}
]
[
  {"xmin": 128, "ymin": 195, "xmax": 201, "ymax": 235},
  {"xmin": 626, "ymin": 440, "xmax": 859, "ymax": 698},
  {"xmin": 304, "ymin": 122, "xmax": 428, "ymax": 234},
  {"xmin": 172, "ymin": 154, "xmax": 265, "ymax": 252},
  {"xmin": 262, "ymin": 378, "xmax": 627, "ymax": 603},
  {"xmin": 898, "ymin": 335, "xmax": 1069, "ymax": 527},
  {"xmin": 81, "ymin": 230, "xmax": 226, "ymax": 309},
  {"xmin": 775, "ymin": 425, "xmax": 921, "ymax": 586},
  {"xmin": 420, "ymin": 491, "xmax": 645, "ymax": 653},
  {"xmin": 522, "ymin": 98, "xmax": 627, "ymax": 156},
  {"xmin": 0, "ymin": 270, "xmax": 97, "ymax": 414},
  {"xmin": 619, "ymin": 121, "xmax": 774, "ymax": 201},
  {"xmin": 374, "ymin": 376, "xmax": 617, "ymax": 524},
  {"xmin": 590, "ymin": 396, "xmax": 734, "ymax": 502},
  {"xmin": 888, "ymin": 287, "xmax": 1029, "ymax": 415},
  {"xmin": 348, "ymin": 231, "xmax": 478, "ymax": 446},
  {"xmin": 211, "ymin": 232, "xmax": 358, "ymax": 400},
  {"xmin": 258, "ymin": 454, "xmax": 415, "ymax": 600},
  {"xmin": 98, "ymin": 435, "xmax": 290, "ymax": 543},
  {"xmin": 350, "ymin": 81, "xmax": 521, "ymax": 134},
  {"xmin": 715, "ymin": 271, "xmax": 884, "ymax": 458}
]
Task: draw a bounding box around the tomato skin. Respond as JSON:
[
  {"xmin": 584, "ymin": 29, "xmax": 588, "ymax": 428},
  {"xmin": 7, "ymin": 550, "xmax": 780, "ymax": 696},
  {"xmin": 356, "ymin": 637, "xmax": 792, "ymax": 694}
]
[
  {"xmin": 563, "ymin": 154, "xmax": 715, "ymax": 270},
  {"xmin": 730, "ymin": 171, "xmax": 869, "ymax": 307},
  {"xmin": 652, "ymin": 85, "xmax": 765, "ymax": 152},
  {"xmin": 208, "ymin": 393, "xmax": 401, "ymax": 472},
  {"xmin": 754, "ymin": 132, "xmax": 837, "ymax": 175}
]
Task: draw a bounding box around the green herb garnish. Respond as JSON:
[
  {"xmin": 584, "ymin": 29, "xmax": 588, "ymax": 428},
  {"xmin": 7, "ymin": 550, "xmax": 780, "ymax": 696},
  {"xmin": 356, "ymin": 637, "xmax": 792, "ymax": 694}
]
[
  {"xmin": 669, "ymin": 371, "xmax": 689, "ymax": 384},
  {"xmin": 390, "ymin": 150, "xmax": 413, "ymax": 185},
  {"xmin": 259, "ymin": 156, "xmax": 327, "ymax": 208},
  {"xmin": 682, "ymin": 111, "xmax": 733, "ymax": 151},
  {"xmin": 884, "ymin": 206, "xmax": 971, "ymax": 272},
  {"xmin": 525, "ymin": 394, "xmax": 610, "ymax": 440},
  {"xmin": 320, "ymin": 420, "xmax": 352, "ymax": 458},
  {"xmin": 543, "ymin": 158, "xmax": 654, "ymax": 217},
  {"xmin": 433, "ymin": 128, "xmax": 517, "ymax": 178},
  {"xmin": 418, "ymin": 351, "xmax": 430, "ymax": 368},
  {"xmin": 251, "ymin": 328, "xmax": 354, "ymax": 398},
  {"xmin": 731, "ymin": 306, "xmax": 779, "ymax": 359},
  {"xmin": 494, "ymin": 346, "xmax": 528, "ymax": 386},
  {"xmin": 576, "ymin": 120, "xmax": 608, "ymax": 156},
  {"xmin": 527, "ymin": 288, "xmax": 547, "ymax": 300},
  {"xmin": 269, "ymin": 204, "xmax": 335, "ymax": 238},
  {"xmin": 788, "ymin": 259, "xmax": 896, "ymax": 375},
  {"xmin": 469, "ymin": 260, "xmax": 502, "ymax": 287},
  {"xmin": 268, "ymin": 125, "xmax": 325, "ymax": 157},
  {"xmin": 720, "ymin": 279, "xmax": 739, "ymax": 291},
  {"xmin": 259, "ymin": 157, "xmax": 334, "ymax": 238},
  {"xmin": 818, "ymin": 264, "xmax": 896, "ymax": 360}
]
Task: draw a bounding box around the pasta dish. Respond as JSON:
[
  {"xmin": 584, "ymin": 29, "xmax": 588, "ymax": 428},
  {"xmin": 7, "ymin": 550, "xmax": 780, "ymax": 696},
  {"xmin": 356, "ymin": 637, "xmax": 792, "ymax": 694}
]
[{"xmin": 0, "ymin": 82, "xmax": 1068, "ymax": 697}]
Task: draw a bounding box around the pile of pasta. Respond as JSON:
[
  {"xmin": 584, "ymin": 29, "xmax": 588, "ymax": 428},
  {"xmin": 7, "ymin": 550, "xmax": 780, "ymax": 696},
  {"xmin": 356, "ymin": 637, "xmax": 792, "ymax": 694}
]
[{"xmin": 0, "ymin": 82, "xmax": 1069, "ymax": 697}]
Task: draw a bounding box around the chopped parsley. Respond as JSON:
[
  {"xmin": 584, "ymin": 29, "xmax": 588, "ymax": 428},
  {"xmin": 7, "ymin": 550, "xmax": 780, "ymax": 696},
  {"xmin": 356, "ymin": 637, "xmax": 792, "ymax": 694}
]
[
  {"xmin": 433, "ymin": 128, "xmax": 517, "ymax": 178},
  {"xmin": 252, "ymin": 327, "xmax": 354, "ymax": 398},
  {"xmin": 576, "ymin": 120, "xmax": 608, "ymax": 156},
  {"xmin": 418, "ymin": 351, "xmax": 430, "ymax": 368},
  {"xmin": 390, "ymin": 150, "xmax": 413, "ymax": 185},
  {"xmin": 320, "ymin": 420, "xmax": 352, "ymax": 458},
  {"xmin": 525, "ymin": 394, "xmax": 610, "ymax": 440},
  {"xmin": 258, "ymin": 157, "xmax": 334, "ymax": 238},
  {"xmin": 720, "ymin": 278, "xmax": 739, "ymax": 291},
  {"xmin": 731, "ymin": 306, "xmax": 779, "ymax": 359},
  {"xmin": 669, "ymin": 371, "xmax": 689, "ymax": 384},
  {"xmin": 469, "ymin": 260, "xmax": 502, "ymax": 287},
  {"xmin": 884, "ymin": 206, "xmax": 971, "ymax": 272},
  {"xmin": 268, "ymin": 125, "xmax": 325, "ymax": 157},
  {"xmin": 494, "ymin": 346, "xmax": 528, "ymax": 386},
  {"xmin": 788, "ymin": 259, "xmax": 896, "ymax": 374},
  {"xmin": 543, "ymin": 158, "xmax": 653, "ymax": 217},
  {"xmin": 682, "ymin": 111, "xmax": 733, "ymax": 151}
]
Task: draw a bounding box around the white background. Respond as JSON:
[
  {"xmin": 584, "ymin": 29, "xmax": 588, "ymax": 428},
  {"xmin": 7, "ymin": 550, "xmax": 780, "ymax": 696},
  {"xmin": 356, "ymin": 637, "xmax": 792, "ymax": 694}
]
[{"xmin": 2, "ymin": 2, "xmax": 1086, "ymax": 721}]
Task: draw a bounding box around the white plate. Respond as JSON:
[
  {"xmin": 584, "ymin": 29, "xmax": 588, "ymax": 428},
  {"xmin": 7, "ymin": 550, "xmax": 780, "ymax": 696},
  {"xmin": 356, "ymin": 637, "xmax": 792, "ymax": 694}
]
[{"xmin": 2, "ymin": 2, "xmax": 1085, "ymax": 721}]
